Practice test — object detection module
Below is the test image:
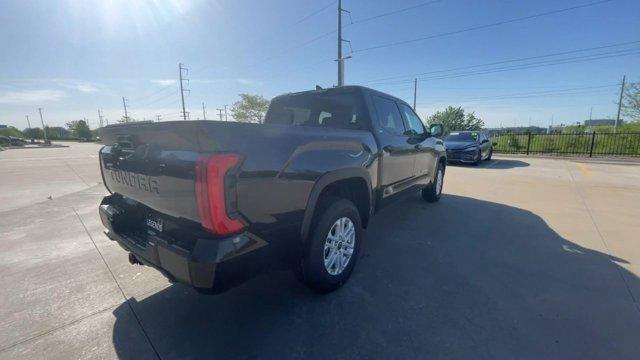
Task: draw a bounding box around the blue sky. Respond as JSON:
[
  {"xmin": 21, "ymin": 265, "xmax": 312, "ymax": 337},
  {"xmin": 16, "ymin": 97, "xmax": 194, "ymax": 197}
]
[{"xmin": 0, "ymin": 0, "xmax": 638, "ymax": 129}]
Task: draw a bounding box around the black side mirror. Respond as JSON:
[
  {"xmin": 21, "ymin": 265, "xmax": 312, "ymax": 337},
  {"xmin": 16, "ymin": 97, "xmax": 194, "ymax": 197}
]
[
  {"xmin": 429, "ymin": 124, "xmax": 444, "ymax": 138},
  {"xmin": 481, "ymin": 139, "xmax": 488, "ymax": 144}
]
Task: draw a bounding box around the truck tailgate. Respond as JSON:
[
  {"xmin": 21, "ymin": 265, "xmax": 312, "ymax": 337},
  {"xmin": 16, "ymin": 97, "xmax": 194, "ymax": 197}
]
[{"xmin": 99, "ymin": 121, "xmax": 203, "ymax": 222}]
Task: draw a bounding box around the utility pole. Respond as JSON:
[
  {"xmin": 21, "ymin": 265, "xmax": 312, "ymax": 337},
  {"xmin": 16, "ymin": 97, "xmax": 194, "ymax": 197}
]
[
  {"xmin": 179, "ymin": 63, "xmax": 190, "ymax": 120},
  {"xmin": 337, "ymin": 0, "xmax": 343, "ymax": 86},
  {"xmin": 413, "ymin": 78, "xmax": 417, "ymax": 110},
  {"xmin": 98, "ymin": 109, "xmax": 104, "ymax": 127},
  {"xmin": 224, "ymin": 105, "xmax": 228, "ymax": 121},
  {"xmin": 122, "ymin": 97, "xmax": 129, "ymax": 122},
  {"xmin": 615, "ymin": 75, "xmax": 626, "ymax": 133},
  {"xmin": 25, "ymin": 115, "xmax": 32, "ymax": 129},
  {"xmin": 589, "ymin": 107, "xmax": 593, "ymax": 121},
  {"xmin": 202, "ymin": 102, "xmax": 207, "ymax": 120},
  {"xmin": 216, "ymin": 108, "xmax": 224, "ymax": 121},
  {"xmin": 38, "ymin": 108, "xmax": 48, "ymax": 142},
  {"xmin": 336, "ymin": 0, "xmax": 351, "ymax": 86},
  {"xmin": 155, "ymin": 115, "xmax": 162, "ymax": 122}
]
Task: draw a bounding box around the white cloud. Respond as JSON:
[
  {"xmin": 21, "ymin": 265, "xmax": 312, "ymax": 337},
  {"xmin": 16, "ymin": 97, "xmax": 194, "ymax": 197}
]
[
  {"xmin": 50, "ymin": 79, "xmax": 99, "ymax": 93},
  {"xmin": 237, "ymin": 78, "xmax": 263, "ymax": 86},
  {"xmin": 0, "ymin": 90, "xmax": 66, "ymax": 105},
  {"xmin": 152, "ymin": 79, "xmax": 177, "ymax": 86},
  {"xmin": 74, "ymin": 83, "xmax": 99, "ymax": 93}
]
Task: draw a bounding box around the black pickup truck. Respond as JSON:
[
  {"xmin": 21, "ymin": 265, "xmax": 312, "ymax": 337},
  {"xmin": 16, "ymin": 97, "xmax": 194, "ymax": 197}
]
[{"xmin": 98, "ymin": 86, "xmax": 446, "ymax": 293}]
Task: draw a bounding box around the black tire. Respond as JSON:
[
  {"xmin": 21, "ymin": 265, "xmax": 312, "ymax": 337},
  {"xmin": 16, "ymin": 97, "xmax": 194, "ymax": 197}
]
[
  {"xmin": 472, "ymin": 149, "xmax": 481, "ymax": 165},
  {"xmin": 422, "ymin": 162, "xmax": 445, "ymax": 202},
  {"xmin": 301, "ymin": 197, "xmax": 363, "ymax": 293},
  {"xmin": 486, "ymin": 148, "xmax": 493, "ymax": 161}
]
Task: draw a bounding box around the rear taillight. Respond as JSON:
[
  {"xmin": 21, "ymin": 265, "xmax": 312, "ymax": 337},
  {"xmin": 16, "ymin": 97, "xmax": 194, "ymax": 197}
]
[{"xmin": 195, "ymin": 153, "xmax": 244, "ymax": 236}]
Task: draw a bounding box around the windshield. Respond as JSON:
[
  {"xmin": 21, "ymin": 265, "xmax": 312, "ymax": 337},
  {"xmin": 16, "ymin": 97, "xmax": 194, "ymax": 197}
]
[{"xmin": 444, "ymin": 132, "xmax": 478, "ymax": 142}]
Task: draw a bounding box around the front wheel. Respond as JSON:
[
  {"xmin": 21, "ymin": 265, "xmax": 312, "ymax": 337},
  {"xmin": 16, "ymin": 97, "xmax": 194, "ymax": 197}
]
[
  {"xmin": 472, "ymin": 149, "xmax": 482, "ymax": 165},
  {"xmin": 301, "ymin": 198, "xmax": 363, "ymax": 293},
  {"xmin": 486, "ymin": 148, "xmax": 493, "ymax": 160},
  {"xmin": 422, "ymin": 162, "xmax": 444, "ymax": 202}
]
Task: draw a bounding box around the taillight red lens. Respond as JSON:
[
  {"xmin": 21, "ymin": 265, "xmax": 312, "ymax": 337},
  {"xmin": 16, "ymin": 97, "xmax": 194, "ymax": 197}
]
[{"xmin": 195, "ymin": 153, "xmax": 244, "ymax": 236}]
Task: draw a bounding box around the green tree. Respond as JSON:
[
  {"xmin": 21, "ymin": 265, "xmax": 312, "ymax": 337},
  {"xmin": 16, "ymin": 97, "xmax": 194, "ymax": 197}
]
[
  {"xmin": 66, "ymin": 120, "xmax": 92, "ymax": 139},
  {"xmin": 427, "ymin": 106, "xmax": 485, "ymax": 134},
  {"xmin": 45, "ymin": 126, "xmax": 70, "ymax": 140},
  {"xmin": 622, "ymin": 81, "xmax": 639, "ymax": 121},
  {"xmin": 0, "ymin": 126, "xmax": 24, "ymax": 138},
  {"xmin": 23, "ymin": 127, "xmax": 44, "ymax": 139},
  {"xmin": 230, "ymin": 94, "xmax": 270, "ymax": 123}
]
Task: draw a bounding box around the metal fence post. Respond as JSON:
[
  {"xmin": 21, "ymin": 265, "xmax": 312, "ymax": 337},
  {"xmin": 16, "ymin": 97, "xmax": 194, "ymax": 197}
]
[
  {"xmin": 589, "ymin": 131, "xmax": 596, "ymax": 157},
  {"xmin": 526, "ymin": 133, "xmax": 531, "ymax": 155}
]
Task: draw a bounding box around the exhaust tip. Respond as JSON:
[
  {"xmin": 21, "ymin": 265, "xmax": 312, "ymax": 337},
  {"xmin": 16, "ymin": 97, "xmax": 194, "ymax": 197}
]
[{"xmin": 128, "ymin": 253, "xmax": 142, "ymax": 265}]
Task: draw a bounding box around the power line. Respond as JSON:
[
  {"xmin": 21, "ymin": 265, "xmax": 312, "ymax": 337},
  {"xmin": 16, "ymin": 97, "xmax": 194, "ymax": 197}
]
[
  {"xmin": 128, "ymin": 82, "xmax": 176, "ymax": 103},
  {"xmin": 350, "ymin": 0, "xmax": 441, "ymax": 25},
  {"xmin": 361, "ymin": 40, "xmax": 640, "ymax": 84},
  {"xmin": 233, "ymin": 0, "xmax": 442, "ymax": 74},
  {"xmin": 291, "ymin": 1, "xmax": 336, "ymax": 26},
  {"xmin": 191, "ymin": 3, "xmax": 338, "ymax": 76},
  {"xmin": 190, "ymin": 0, "xmax": 442, "ymax": 78},
  {"xmin": 416, "ymin": 84, "xmax": 618, "ymax": 104},
  {"xmin": 354, "ymin": 0, "xmax": 613, "ymax": 53},
  {"xmin": 133, "ymin": 84, "xmax": 180, "ymax": 108},
  {"xmin": 365, "ymin": 48, "xmax": 640, "ymax": 86},
  {"xmin": 136, "ymin": 89, "xmax": 181, "ymax": 108}
]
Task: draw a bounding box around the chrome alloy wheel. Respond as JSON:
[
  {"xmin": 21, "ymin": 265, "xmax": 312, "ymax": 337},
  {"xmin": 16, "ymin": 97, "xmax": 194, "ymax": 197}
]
[
  {"xmin": 435, "ymin": 168, "xmax": 444, "ymax": 196},
  {"xmin": 323, "ymin": 217, "xmax": 355, "ymax": 276}
]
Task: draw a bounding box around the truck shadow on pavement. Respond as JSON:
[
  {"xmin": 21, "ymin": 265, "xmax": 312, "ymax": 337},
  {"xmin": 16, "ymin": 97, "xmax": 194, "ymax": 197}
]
[
  {"xmin": 112, "ymin": 194, "xmax": 640, "ymax": 359},
  {"xmin": 449, "ymin": 159, "xmax": 530, "ymax": 169}
]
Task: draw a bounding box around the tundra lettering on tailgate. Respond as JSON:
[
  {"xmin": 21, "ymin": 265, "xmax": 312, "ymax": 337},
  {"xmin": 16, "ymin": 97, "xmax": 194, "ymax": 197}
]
[{"xmin": 109, "ymin": 169, "xmax": 160, "ymax": 194}]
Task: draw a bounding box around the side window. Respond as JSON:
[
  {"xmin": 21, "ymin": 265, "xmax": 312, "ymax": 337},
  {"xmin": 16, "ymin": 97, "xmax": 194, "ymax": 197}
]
[
  {"xmin": 398, "ymin": 103, "xmax": 425, "ymax": 136},
  {"xmin": 372, "ymin": 96, "xmax": 406, "ymax": 135}
]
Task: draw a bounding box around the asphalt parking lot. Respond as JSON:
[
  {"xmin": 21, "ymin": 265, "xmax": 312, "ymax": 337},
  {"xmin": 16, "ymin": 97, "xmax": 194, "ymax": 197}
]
[{"xmin": 1, "ymin": 142, "xmax": 640, "ymax": 359}]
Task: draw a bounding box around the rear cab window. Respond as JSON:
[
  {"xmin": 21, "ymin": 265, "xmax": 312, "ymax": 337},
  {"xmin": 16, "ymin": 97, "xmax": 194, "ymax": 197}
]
[{"xmin": 264, "ymin": 89, "xmax": 367, "ymax": 130}]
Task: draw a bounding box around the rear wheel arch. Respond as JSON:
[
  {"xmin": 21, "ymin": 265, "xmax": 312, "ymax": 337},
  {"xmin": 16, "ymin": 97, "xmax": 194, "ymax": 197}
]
[{"xmin": 301, "ymin": 169, "xmax": 372, "ymax": 242}]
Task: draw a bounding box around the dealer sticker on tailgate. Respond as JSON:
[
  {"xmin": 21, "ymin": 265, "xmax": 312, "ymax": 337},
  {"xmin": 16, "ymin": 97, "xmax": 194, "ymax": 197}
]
[{"xmin": 146, "ymin": 214, "xmax": 163, "ymax": 232}]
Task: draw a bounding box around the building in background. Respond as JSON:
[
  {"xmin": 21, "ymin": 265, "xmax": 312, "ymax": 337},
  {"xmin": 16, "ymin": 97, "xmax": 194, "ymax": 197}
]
[{"xmin": 583, "ymin": 119, "xmax": 623, "ymax": 126}]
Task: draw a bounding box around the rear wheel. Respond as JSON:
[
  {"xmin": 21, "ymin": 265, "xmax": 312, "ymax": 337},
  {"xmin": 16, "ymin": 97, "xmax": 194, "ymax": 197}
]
[
  {"xmin": 301, "ymin": 197, "xmax": 362, "ymax": 293},
  {"xmin": 422, "ymin": 162, "xmax": 444, "ymax": 202}
]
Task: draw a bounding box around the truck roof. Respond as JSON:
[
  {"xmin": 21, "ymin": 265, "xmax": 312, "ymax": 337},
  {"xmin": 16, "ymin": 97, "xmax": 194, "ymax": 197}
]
[{"xmin": 274, "ymin": 85, "xmax": 409, "ymax": 106}]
